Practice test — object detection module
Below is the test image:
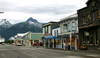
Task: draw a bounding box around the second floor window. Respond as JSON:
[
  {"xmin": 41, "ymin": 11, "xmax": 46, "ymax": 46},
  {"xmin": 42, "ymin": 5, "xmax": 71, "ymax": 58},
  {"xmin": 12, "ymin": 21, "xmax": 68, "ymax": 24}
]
[
  {"xmin": 93, "ymin": 12, "xmax": 97, "ymax": 20},
  {"xmin": 47, "ymin": 26, "xmax": 48, "ymax": 33},
  {"xmin": 72, "ymin": 22, "xmax": 75, "ymax": 31},
  {"xmin": 54, "ymin": 30, "xmax": 58, "ymax": 37},
  {"xmin": 60, "ymin": 25, "xmax": 63, "ymax": 33},
  {"xmin": 68, "ymin": 23, "xmax": 70, "ymax": 31},
  {"xmin": 83, "ymin": 16, "xmax": 86, "ymax": 23},
  {"xmin": 63, "ymin": 24, "xmax": 67, "ymax": 33}
]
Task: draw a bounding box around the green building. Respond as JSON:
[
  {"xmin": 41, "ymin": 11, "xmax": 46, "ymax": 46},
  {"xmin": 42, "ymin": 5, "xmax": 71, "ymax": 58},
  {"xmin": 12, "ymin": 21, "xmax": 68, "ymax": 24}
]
[{"xmin": 24, "ymin": 32, "xmax": 43, "ymax": 46}]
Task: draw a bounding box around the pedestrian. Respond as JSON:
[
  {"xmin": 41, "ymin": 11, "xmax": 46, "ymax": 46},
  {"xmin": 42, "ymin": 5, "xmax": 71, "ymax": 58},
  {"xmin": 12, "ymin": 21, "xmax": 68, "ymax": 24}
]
[
  {"xmin": 33, "ymin": 43, "xmax": 34, "ymax": 47},
  {"xmin": 36, "ymin": 41, "xmax": 39, "ymax": 48},
  {"xmin": 68, "ymin": 42, "xmax": 70, "ymax": 50},
  {"xmin": 63, "ymin": 42, "xmax": 66, "ymax": 50}
]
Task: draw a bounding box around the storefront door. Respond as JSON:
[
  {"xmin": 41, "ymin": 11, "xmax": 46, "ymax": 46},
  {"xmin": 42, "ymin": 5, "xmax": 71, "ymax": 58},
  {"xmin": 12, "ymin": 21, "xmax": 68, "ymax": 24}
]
[{"xmin": 77, "ymin": 39, "xmax": 79, "ymax": 49}]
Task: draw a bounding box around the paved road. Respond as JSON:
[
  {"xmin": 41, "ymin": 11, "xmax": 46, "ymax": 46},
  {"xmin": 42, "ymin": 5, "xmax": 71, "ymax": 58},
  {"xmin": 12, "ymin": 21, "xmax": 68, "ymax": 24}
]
[{"xmin": 0, "ymin": 44, "xmax": 100, "ymax": 58}]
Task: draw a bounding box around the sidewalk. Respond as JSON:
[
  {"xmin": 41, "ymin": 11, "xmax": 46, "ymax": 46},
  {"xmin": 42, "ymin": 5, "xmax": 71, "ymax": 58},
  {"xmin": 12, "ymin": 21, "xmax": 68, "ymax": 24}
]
[{"xmin": 44, "ymin": 47, "xmax": 100, "ymax": 54}]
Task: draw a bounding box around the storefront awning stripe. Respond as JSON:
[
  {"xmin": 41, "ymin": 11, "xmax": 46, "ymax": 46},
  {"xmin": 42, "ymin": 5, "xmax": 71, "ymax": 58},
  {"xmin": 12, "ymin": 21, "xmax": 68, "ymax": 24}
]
[{"xmin": 45, "ymin": 36, "xmax": 59, "ymax": 39}]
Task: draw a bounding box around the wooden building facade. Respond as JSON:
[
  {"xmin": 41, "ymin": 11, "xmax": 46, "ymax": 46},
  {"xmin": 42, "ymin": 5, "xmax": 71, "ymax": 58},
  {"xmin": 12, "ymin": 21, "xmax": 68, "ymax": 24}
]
[{"xmin": 78, "ymin": 0, "xmax": 100, "ymax": 50}]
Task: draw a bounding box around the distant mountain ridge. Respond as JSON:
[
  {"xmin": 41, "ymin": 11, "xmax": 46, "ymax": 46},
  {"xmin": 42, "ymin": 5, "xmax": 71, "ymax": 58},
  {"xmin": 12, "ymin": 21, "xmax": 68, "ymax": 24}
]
[
  {"xmin": 26, "ymin": 17, "xmax": 42, "ymax": 28},
  {"xmin": 0, "ymin": 17, "xmax": 43, "ymax": 41},
  {"xmin": 0, "ymin": 19, "xmax": 13, "ymax": 28}
]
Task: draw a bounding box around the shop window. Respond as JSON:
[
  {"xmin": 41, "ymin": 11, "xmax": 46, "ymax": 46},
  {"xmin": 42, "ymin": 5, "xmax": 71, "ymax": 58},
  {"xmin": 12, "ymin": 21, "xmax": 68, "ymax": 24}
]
[
  {"xmin": 83, "ymin": 38, "xmax": 86, "ymax": 44},
  {"xmin": 73, "ymin": 44, "xmax": 75, "ymax": 46},
  {"xmin": 90, "ymin": 36, "xmax": 93, "ymax": 44},
  {"xmin": 56, "ymin": 38, "xmax": 61, "ymax": 45},
  {"xmin": 90, "ymin": 32, "xmax": 93, "ymax": 44},
  {"xmin": 87, "ymin": 36, "xmax": 90, "ymax": 44},
  {"xmin": 87, "ymin": 32, "xmax": 93, "ymax": 44},
  {"xmin": 95, "ymin": 31, "xmax": 98, "ymax": 44}
]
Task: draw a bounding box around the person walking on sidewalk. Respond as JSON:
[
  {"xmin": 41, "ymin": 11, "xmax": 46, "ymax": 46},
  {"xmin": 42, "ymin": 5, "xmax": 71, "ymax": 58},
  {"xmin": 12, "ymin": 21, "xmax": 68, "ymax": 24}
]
[
  {"xmin": 63, "ymin": 42, "xmax": 66, "ymax": 50},
  {"xmin": 68, "ymin": 42, "xmax": 70, "ymax": 50}
]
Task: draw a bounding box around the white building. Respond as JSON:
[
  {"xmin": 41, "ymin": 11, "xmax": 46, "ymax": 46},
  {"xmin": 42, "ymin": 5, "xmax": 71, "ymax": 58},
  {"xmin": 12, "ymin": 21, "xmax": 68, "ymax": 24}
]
[{"xmin": 0, "ymin": 36, "xmax": 5, "ymax": 42}]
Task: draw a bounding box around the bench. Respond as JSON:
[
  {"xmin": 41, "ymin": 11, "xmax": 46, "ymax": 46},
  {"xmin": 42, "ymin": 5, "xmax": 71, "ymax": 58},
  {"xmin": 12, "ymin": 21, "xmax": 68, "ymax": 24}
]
[{"xmin": 80, "ymin": 46, "xmax": 87, "ymax": 50}]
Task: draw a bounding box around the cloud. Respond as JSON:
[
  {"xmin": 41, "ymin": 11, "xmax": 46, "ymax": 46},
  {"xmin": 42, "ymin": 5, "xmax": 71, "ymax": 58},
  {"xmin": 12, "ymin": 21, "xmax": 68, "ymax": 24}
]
[
  {"xmin": 0, "ymin": 0, "xmax": 78, "ymax": 15},
  {"xmin": 0, "ymin": 0, "xmax": 87, "ymax": 24},
  {"xmin": 15, "ymin": 5, "xmax": 77, "ymax": 15}
]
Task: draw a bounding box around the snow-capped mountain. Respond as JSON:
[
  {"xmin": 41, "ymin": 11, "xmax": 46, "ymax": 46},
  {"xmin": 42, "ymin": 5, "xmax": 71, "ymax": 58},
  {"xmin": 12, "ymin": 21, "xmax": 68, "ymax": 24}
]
[
  {"xmin": 0, "ymin": 19, "xmax": 13, "ymax": 28},
  {"xmin": 26, "ymin": 17, "xmax": 42, "ymax": 28}
]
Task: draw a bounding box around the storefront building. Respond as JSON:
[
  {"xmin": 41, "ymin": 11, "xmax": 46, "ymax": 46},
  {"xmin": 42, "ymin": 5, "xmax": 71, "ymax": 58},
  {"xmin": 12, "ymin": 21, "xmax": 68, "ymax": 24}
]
[
  {"xmin": 24, "ymin": 32, "xmax": 43, "ymax": 46},
  {"xmin": 42, "ymin": 22, "xmax": 59, "ymax": 48},
  {"xmin": 59, "ymin": 13, "xmax": 79, "ymax": 50},
  {"xmin": 14, "ymin": 33, "xmax": 25, "ymax": 46},
  {"xmin": 52, "ymin": 26, "xmax": 62, "ymax": 48},
  {"xmin": 78, "ymin": 0, "xmax": 100, "ymax": 50}
]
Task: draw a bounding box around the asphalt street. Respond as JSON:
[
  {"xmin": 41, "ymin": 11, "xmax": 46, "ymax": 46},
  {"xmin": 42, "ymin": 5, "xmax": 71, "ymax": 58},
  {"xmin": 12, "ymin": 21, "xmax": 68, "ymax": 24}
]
[{"xmin": 0, "ymin": 44, "xmax": 100, "ymax": 58}]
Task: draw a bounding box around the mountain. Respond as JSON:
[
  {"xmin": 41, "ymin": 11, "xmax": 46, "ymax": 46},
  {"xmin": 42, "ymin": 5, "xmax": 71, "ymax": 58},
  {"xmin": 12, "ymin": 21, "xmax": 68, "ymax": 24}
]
[
  {"xmin": 26, "ymin": 17, "xmax": 42, "ymax": 28},
  {"xmin": 0, "ymin": 17, "xmax": 42, "ymax": 41},
  {"xmin": 0, "ymin": 19, "xmax": 13, "ymax": 28}
]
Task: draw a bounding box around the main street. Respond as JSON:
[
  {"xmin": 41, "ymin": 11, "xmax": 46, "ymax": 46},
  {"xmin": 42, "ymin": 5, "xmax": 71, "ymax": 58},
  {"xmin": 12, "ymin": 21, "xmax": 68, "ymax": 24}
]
[{"xmin": 0, "ymin": 44, "xmax": 100, "ymax": 58}]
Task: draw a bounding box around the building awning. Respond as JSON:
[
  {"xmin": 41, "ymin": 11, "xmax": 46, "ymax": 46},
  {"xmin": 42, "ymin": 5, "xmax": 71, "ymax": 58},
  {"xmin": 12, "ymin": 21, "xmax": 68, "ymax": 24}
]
[
  {"xmin": 45, "ymin": 36, "xmax": 59, "ymax": 40},
  {"xmin": 45, "ymin": 36, "xmax": 54, "ymax": 39}
]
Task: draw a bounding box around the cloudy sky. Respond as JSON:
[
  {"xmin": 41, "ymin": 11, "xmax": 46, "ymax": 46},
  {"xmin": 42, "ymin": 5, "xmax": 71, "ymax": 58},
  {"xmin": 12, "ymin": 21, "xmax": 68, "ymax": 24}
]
[{"xmin": 0, "ymin": 0, "xmax": 88, "ymax": 24}]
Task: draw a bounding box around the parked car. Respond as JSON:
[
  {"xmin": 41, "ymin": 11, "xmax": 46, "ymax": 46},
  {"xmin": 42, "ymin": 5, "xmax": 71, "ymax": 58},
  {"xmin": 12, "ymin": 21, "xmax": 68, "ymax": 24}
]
[
  {"xmin": 2, "ymin": 43, "xmax": 5, "ymax": 45},
  {"xmin": 39, "ymin": 42, "xmax": 43, "ymax": 46},
  {"xmin": 12, "ymin": 43, "xmax": 14, "ymax": 45},
  {"xmin": 16, "ymin": 43, "xmax": 22, "ymax": 46},
  {"xmin": 33, "ymin": 42, "xmax": 43, "ymax": 46}
]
